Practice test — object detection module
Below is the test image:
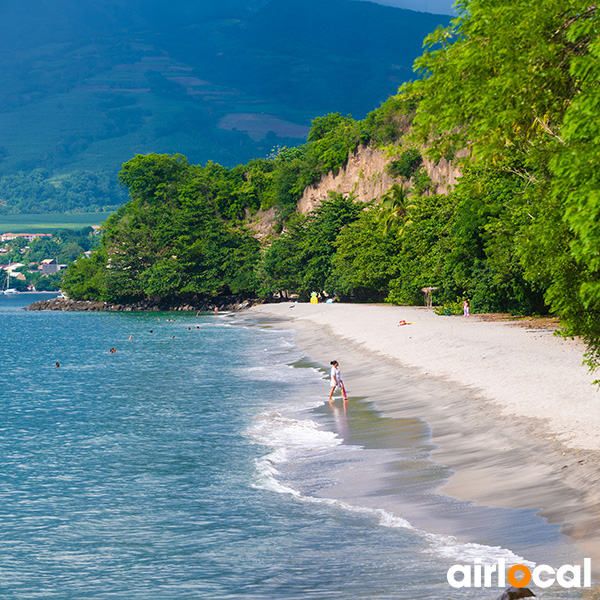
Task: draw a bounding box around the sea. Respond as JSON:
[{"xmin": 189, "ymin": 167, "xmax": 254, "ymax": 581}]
[{"xmin": 0, "ymin": 293, "xmax": 587, "ymax": 599}]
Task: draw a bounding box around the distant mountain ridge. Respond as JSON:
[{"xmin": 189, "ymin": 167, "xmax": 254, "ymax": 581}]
[{"xmin": 0, "ymin": 0, "xmax": 449, "ymax": 214}]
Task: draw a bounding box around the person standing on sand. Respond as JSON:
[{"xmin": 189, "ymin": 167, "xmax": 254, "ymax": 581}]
[
  {"xmin": 328, "ymin": 360, "xmax": 347, "ymax": 403},
  {"xmin": 463, "ymin": 300, "xmax": 470, "ymax": 317}
]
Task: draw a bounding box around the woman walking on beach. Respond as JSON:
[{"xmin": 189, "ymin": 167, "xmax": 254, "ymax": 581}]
[{"xmin": 329, "ymin": 360, "xmax": 347, "ymax": 403}]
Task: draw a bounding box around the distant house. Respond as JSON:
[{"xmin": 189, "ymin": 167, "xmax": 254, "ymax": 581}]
[
  {"xmin": 3, "ymin": 262, "xmax": 25, "ymax": 273},
  {"xmin": 39, "ymin": 258, "xmax": 60, "ymax": 275},
  {"xmin": 1, "ymin": 232, "xmax": 53, "ymax": 242}
]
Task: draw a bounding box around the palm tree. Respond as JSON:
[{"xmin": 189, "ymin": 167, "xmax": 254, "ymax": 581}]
[{"xmin": 377, "ymin": 183, "xmax": 413, "ymax": 235}]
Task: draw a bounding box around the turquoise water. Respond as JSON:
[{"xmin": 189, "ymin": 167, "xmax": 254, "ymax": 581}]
[{"xmin": 0, "ymin": 295, "xmax": 584, "ymax": 599}]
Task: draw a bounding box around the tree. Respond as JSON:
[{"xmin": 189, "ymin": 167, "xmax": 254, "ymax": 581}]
[
  {"xmin": 386, "ymin": 148, "xmax": 422, "ymax": 180},
  {"xmin": 64, "ymin": 154, "xmax": 262, "ymax": 302},
  {"xmin": 259, "ymin": 193, "xmax": 362, "ymax": 299},
  {"xmin": 402, "ymin": 0, "xmax": 600, "ymax": 365},
  {"xmin": 331, "ymin": 205, "xmax": 403, "ymax": 301},
  {"xmin": 377, "ymin": 183, "xmax": 413, "ymax": 235},
  {"xmin": 118, "ymin": 153, "xmax": 191, "ymax": 203},
  {"xmin": 61, "ymin": 248, "xmax": 109, "ymax": 300},
  {"xmin": 308, "ymin": 113, "xmax": 354, "ymax": 142}
]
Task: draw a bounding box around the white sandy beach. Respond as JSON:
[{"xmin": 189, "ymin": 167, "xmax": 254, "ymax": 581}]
[
  {"xmin": 250, "ymin": 302, "xmax": 600, "ymax": 450},
  {"xmin": 248, "ymin": 302, "xmax": 600, "ymax": 566}
]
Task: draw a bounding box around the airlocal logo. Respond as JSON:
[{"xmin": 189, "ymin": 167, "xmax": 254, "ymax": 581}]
[{"xmin": 447, "ymin": 558, "xmax": 592, "ymax": 589}]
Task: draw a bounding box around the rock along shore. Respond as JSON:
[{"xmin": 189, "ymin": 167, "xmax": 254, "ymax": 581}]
[{"xmin": 23, "ymin": 296, "xmax": 262, "ymax": 313}]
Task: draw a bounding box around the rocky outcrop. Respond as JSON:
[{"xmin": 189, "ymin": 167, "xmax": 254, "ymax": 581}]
[
  {"xmin": 297, "ymin": 144, "xmax": 464, "ymax": 214},
  {"xmin": 24, "ymin": 296, "xmax": 262, "ymax": 313}
]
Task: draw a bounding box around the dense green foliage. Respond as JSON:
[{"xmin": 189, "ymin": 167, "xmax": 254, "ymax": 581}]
[
  {"xmin": 259, "ymin": 193, "xmax": 363, "ymax": 300},
  {"xmin": 61, "ymin": 155, "xmax": 261, "ymax": 302},
  {"xmin": 386, "ymin": 149, "xmax": 422, "ymax": 180},
  {"xmin": 399, "ymin": 0, "xmax": 600, "ymax": 365},
  {"xmin": 62, "ymin": 0, "xmax": 600, "ymax": 372}
]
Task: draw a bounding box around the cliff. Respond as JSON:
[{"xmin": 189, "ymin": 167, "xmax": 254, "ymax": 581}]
[
  {"xmin": 297, "ymin": 144, "xmax": 464, "ymax": 214},
  {"xmin": 246, "ymin": 143, "xmax": 465, "ymax": 240}
]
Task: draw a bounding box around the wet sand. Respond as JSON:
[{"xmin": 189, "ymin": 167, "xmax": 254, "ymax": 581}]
[{"xmin": 248, "ymin": 302, "xmax": 600, "ymax": 573}]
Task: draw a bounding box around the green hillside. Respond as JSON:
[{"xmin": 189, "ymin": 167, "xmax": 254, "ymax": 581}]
[
  {"xmin": 0, "ymin": 0, "xmax": 449, "ymax": 215},
  {"xmin": 61, "ymin": 0, "xmax": 600, "ymax": 370},
  {"xmin": 0, "ymin": 213, "xmax": 112, "ymax": 234}
]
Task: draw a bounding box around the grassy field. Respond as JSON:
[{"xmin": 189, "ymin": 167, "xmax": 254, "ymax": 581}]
[{"xmin": 0, "ymin": 212, "xmax": 113, "ymax": 233}]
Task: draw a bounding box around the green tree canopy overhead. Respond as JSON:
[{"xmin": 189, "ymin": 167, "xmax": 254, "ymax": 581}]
[{"xmin": 401, "ymin": 0, "xmax": 600, "ymax": 366}]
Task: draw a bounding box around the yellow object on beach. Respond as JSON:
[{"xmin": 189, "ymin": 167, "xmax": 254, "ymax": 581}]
[{"xmin": 310, "ymin": 296, "xmax": 318, "ymax": 304}]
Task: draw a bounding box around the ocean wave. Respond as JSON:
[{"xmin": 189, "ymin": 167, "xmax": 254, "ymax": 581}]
[
  {"xmin": 247, "ymin": 410, "xmax": 536, "ymax": 570},
  {"xmin": 249, "ymin": 412, "xmax": 343, "ymax": 458}
]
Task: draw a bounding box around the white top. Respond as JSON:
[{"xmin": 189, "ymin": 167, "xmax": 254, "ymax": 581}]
[{"xmin": 330, "ymin": 366, "xmax": 341, "ymax": 387}]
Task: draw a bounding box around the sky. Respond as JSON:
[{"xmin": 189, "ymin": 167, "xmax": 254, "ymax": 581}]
[{"xmin": 356, "ymin": 0, "xmax": 456, "ymax": 15}]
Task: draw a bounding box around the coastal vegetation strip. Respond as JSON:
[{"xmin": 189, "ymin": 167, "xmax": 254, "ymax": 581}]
[{"xmin": 58, "ymin": 0, "xmax": 600, "ymax": 371}]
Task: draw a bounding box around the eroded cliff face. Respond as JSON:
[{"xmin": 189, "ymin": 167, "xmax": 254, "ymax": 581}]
[
  {"xmin": 296, "ymin": 144, "xmax": 463, "ymax": 215},
  {"xmin": 245, "ymin": 206, "xmax": 278, "ymax": 241},
  {"xmin": 247, "ymin": 143, "xmax": 464, "ymax": 239}
]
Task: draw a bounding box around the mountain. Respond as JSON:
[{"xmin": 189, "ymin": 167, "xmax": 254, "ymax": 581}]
[{"xmin": 0, "ymin": 0, "xmax": 449, "ymax": 214}]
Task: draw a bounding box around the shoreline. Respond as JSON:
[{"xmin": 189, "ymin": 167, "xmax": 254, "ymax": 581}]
[
  {"xmin": 22, "ymin": 295, "xmax": 260, "ymax": 313},
  {"xmin": 247, "ymin": 302, "xmax": 600, "ymax": 574}
]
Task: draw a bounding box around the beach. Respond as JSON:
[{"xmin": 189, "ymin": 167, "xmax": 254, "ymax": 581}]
[
  {"xmin": 248, "ymin": 302, "xmax": 600, "ymax": 573},
  {"xmin": 3, "ymin": 292, "xmax": 597, "ymax": 598}
]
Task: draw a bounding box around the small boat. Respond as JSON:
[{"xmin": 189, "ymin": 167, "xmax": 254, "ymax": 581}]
[{"xmin": 2, "ymin": 272, "xmax": 18, "ymax": 295}]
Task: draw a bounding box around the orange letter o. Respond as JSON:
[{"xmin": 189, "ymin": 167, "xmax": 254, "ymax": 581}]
[{"xmin": 507, "ymin": 565, "xmax": 532, "ymax": 588}]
